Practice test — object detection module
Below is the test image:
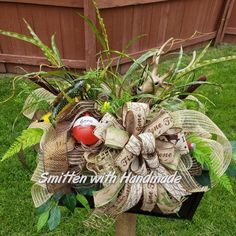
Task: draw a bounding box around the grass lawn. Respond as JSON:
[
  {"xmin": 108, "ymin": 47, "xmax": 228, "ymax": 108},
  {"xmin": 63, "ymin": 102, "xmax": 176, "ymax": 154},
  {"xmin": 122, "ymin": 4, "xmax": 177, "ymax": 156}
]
[{"xmin": 0, "ymin": 44, "xmax": 236, "ymax": 236}]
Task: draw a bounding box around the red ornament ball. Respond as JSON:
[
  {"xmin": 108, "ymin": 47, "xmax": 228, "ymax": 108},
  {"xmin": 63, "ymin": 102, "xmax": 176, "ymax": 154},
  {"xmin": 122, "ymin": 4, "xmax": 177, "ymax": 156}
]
[
  {"xmin": 72, "ymin": 114, "xmax": 99, "ymax": 145},
  {"xmin": 187, "ymin": 142, "xmax": 192, "ymax": 150}
]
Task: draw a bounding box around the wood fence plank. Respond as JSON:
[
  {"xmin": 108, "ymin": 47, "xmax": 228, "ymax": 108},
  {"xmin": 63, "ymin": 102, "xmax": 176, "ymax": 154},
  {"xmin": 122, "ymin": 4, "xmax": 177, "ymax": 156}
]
[
  {"xmin": 0, "ymin": 0, "xmax": 84, "ymax": 8},
  {"xmin": 219, "ymin": 0, "xmax": 235, "ymax": 42},
  {"xmin": 0, "ymin": 53, "xmax": 86, "ymax": 68},
  {"xmin": 84, "ymin": 0, "xmax": 97, "ymax": 69},
  {"xmin": 0, "ymin": 0, "xmax": 234, "ymax": 73},
  {"xmin": 98, "ymin": 0, "xmax": 167, "ymax": 9}
]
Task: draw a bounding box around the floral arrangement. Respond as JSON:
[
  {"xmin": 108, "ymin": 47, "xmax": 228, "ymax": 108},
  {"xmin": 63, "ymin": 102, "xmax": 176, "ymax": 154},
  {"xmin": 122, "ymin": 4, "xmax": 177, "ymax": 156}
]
[{"xmin": 1, "ymin": 2, "xmax": 235, "ymax": 232}]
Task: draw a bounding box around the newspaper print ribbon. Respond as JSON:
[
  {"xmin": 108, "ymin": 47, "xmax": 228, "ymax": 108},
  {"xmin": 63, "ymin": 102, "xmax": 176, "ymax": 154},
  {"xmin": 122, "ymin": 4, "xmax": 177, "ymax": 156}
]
[
  {"xmin": 92, "ymin": 102, "xmax": 191, "ymax": 214},
  {"xmin": 29, "ymin": 98, "xmax": 231, "ymax": 218}
]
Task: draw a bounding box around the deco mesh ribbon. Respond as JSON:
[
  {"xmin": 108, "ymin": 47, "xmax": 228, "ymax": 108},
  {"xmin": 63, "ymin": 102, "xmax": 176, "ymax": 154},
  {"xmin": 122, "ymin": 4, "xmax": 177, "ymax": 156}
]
[{"xmin": 30, "ymin": 100, "xmax": 231, "ymax": 220}]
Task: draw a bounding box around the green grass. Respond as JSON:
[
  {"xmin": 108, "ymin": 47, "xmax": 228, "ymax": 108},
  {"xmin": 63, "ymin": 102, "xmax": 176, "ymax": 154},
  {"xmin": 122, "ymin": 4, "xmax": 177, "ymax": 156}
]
[{"xmin": 0, "ymin": 44, "xmax": 236, "ymax": 236}]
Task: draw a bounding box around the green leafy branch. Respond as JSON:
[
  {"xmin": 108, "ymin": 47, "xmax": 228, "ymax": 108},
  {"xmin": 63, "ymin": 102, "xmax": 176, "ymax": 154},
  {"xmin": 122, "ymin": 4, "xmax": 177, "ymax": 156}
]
[
  {"xmin": 36, "ymin": 197, "xmax": 61, "ymax": 232},
  {"xmin": 1, "ymin": 128, "xmax": 43, "ymax": 162},
  {"xmin": 188, "ymin": 135, "xmax": 234, "ymax": 194},
  {"xmin": 36, "ymin": 193, "xmax": 90, "ymax": 232},
  {"xmin": 0, "ymin": 20, "xmax": 62, "ymax": 67}
]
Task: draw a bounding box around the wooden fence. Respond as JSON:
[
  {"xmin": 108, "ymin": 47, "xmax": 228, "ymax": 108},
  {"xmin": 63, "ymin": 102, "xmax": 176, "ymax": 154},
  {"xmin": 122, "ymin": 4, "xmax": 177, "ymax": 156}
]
[
  {"xmin": 0, "ymin": 0, "xmax": 235, "ymax": 73},
  {"xmin": 223, "ymin": 0, "xmax": 236, "ymax": 43}
]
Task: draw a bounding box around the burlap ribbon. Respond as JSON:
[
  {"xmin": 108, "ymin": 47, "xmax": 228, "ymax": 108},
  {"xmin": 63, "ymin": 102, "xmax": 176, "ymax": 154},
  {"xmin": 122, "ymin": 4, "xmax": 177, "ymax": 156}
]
[
  {"xmin": 91, "ymin": 102, "xmax": 193, "ymax": 214},
  {"xmin": 30, "ymin": 101, "xmax": 231, "ymax": 217}
]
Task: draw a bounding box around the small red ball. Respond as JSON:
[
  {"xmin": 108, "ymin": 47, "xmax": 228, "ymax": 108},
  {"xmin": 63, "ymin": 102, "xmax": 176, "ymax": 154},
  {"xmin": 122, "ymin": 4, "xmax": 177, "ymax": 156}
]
[
  {"xmin": 72, "ymin": 115, "xmax": 99, "ymax": 145},
  {"xmin": 187, "ymin": 142, "xmax": 191, "ymax": 150},
  {"xmin": 72, "ymin": 125, "xmax": 98, "ymax": 145}
]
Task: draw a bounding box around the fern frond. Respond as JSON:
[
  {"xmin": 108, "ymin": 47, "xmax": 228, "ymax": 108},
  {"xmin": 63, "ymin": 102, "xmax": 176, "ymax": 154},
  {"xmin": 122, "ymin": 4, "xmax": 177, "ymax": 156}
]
[
  {"xmin": 211, "ymin": 173, "xmax": 234, "ymax": 195},
  {"xmin": 188, "ymin": 135, "xmax": 234, "ymax": 194},
  {"xmin": 1, "ymin": 128, "xmax": 43, "ymax": 161}
]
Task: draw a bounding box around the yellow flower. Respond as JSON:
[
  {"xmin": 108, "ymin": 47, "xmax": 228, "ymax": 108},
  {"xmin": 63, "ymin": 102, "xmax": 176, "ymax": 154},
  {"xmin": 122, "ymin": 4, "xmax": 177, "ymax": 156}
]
[
  {"xmin": 41, "ymin": 112, "xmax": 51, "ymax": 123},
  {"xmin": 101, "ymin": 101, "xmax": 110, "ymax": 113},
  {"xmin": 85, "ymin": 84, "xmax": 91, "ymax": 92}
]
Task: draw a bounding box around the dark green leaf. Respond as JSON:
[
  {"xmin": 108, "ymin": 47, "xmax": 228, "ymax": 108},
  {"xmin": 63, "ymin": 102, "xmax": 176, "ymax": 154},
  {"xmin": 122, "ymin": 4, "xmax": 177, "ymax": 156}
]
[
  {"xmin": 35, "ymin": 199, "xmax": 52, "ymax": 215},
  {"xmin": 37, "ymin": 210, "xmax": 50, "ymax": 232},
  {"xmin": 226, "ymin": 163, "xmax": 236, "ymax": 177},
  {"xmin": 76, "ymin": 193, "xmax": 90, "ymax": 211},
  {"xmin": 48, "ymin": 206, "xmax": 61, "ymax": 231},
  {"xmin": 53, "ymin": 192, "xmax": 64, "ymax": 201},
  {"xmin": 194, "ymin": 171, "xmax": 211, "ymax": 187},
  {"xmin": 63, "ymin": 194, "xmax": 77, "ymax": 213}
]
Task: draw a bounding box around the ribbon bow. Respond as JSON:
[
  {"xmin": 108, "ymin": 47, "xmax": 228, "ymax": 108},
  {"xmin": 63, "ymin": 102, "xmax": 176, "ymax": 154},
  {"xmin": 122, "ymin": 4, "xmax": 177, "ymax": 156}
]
[{"xmin": 91, "ymin": 102, "xmax": 191, "ymax": 214}]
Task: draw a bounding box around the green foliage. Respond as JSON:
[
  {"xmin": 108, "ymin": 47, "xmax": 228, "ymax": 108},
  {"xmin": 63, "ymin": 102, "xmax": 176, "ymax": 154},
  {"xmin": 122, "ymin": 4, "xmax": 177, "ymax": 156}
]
[
  {"xmin": 194, "ymin": 170, "xmax": 211, "ymax": 188},
  {"xmin": 188, "ymin": 135, "xmax": 234, "ymax": 194},
  {"xmin": 1, "ymin": 128, "xmax": 43, "ymax": 161},
  {"xmin": 48, "ymin": 206, "xmax": 61, "ymax": 231},
  {"xmin": 22, "ymin": 88, "xmax": 55, "ymax": 119},
  {"xmin": 108, "ymin": 92, "xmax": 133, "ymax": 114},
  {"xmin": 0, "ymin": 20, "xmax": 63, "ymax": 67},
  {"xmin": 212, "ymin": 173, "xmax": 234, "ymax": 195},
  {"xmin": 158, "ymin": 96, "xmax": 206, "ymax": 112},
  {"xmin": 226, "ymin": 162, "xmax": 236, "ymax": 177},
  {"xmin": 51, "ymin": 34, "xmax": 62, "ymax": 66},
  {"xmin": 36, "ymin": 199, "xmax": 53, "ymax": 216},
  {"xmin": 76, "ymin": 193, "xmax": 90, "ymax": 211},
  {"xmin": 1, "ymin": 45, "xmax": 236, "ymax": 236},
  {"xmin": 35, "ymin": 196, "xmax": 64, "ymax": 232},
  {"xmin": 79, "ymin": 15, "xmax": 106, "ymax": 51},
  {"xmin": 188, "ymin": 136, "xmax": 212, "ymax": 166},
  {"xmin": 63, "ymin": 193, "xmax": 77, "ymax": 213},
  {"xmin": 169, "ymin": 47, "xmax": 183, "ymax": 81},
  {"xmin": 100, "ymin": 101, "xmax": 111, "ymax": 113},
  {"xmin": 37, "ymin": 210, "xmax": 50, "ymax": 232},
  {"xmin": 177, "ymin": 55, "xmax": 236, "ymax": 80},
  {"xmin": 92, "ymin": 0, "xmax": 110, "ymax": 53},
  {"xmin": 124, "ymin": 49, "xmax": 159, "ymax": 81}
]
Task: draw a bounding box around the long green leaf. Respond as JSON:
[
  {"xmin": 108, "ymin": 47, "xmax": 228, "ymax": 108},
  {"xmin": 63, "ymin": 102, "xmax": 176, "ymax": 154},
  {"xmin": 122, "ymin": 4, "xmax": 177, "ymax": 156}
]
[
  {"xmin": 115, "ymin": 34, "xmax": 147, "ymax": 73},
  {"xmin": 48, "ymin": 206, "xmax": 61, "ymax": 231},
  {"xmin": 79, "ymin": 14, "xmax": 106, "ymax": 50},
  {"xmin": 0, "ymin": 29, "xmax": 38, "ymax": 46},
  {"xmin": 23, "ymin": 19, "xmax": 57, "ymax": 65},
  {"xmin": 177, "ymin": 55, "xmax": 236, "ymax": 79},
  {"xmin": 92, "ymin": 0, "xmax": 109, "ymax": 51},
  {"xmin": 76, "ymin": 193, "xmax": 90, "ymax": 211},
  {"xmin": 51, "ymin": 34, "xmax": 63, "ymax": 66},
  {"xmin": 194, "ymin": 41, "xmax": 212, "ymax": 65},
  {"xmin": 37, "ymin": 210, "xmax": 50, "ymax": 232},
  {"xmin": 124, "ymin": 49, "xmax": 159, "ymax": 80},
  {"xmin": 63, "ymin": 194, "xmax": 77, "ymax": 213},
  {"xmin": 170, "ymin": 47, "xmax": 183, "ymax": 81}
]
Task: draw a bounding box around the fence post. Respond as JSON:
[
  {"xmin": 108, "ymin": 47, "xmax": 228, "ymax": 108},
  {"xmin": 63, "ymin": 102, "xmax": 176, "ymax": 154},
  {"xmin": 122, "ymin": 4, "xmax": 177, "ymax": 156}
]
[
  {"xmin": 115, "ymin": 213, "xmax": 137, "ymax": 236},
  {"xmin": 84, "ymin": 0, "xmax": 97, "ymax": 69},
  {"xmin": 0, "ymin": 48, "xmax": 6, "ymax": 73},
  {"xmin": 215, "ymin": 0, "xmax": 235, "ymax": 45}
]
